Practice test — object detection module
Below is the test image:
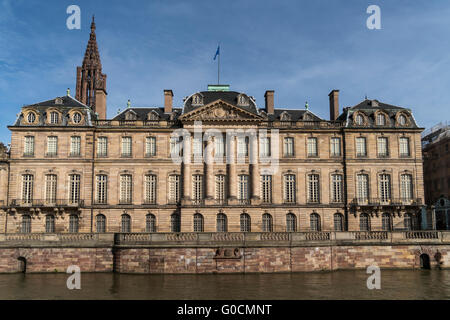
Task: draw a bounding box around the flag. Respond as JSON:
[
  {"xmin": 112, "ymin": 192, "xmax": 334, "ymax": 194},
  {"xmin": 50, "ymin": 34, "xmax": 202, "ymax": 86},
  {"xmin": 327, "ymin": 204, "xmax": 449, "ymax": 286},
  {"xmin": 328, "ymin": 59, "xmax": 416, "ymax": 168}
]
[{"xmin": 213, "ymin": 45, "xmax": 220, "ymax": 60}]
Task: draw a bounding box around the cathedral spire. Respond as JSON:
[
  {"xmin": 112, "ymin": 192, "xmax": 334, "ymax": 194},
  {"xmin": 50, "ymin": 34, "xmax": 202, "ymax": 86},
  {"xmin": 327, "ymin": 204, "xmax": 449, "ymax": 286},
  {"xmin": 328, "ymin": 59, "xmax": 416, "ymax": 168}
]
[{"xmin": 75, "ymin": 15, "xmax": 107, "ymax": 119}]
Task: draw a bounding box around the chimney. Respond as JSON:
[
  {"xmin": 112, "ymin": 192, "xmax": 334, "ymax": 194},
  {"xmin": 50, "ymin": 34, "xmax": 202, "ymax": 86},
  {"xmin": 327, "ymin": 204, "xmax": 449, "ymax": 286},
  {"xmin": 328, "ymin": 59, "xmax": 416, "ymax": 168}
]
[
  {"xmin": 328, "ymin": 89, "xmax": 339, "ymax": 121},
  {"xmin": 264, "ymin": 90, "xmax": 274, "ymax": 114},
  {"xmin": 164, "ymin": 89, "xmax": 173, "ymax": 113}
]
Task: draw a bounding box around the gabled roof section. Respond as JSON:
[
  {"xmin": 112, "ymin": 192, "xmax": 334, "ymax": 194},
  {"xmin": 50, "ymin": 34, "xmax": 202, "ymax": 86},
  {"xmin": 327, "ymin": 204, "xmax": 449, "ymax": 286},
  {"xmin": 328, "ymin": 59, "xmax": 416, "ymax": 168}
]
[
  {"xmin": 183, "ymin": 91, "xmax": 258, "ymax": 115},
  {"xmin": 12, "ymin": 95, "xmax": 94, "ymax": 127},
  {"xmin": 261, "ymin": 108, "xmax": 323, "ymax": 121},
  {"xmin": 112, "ymin": 107, "xmax": 183, "ymax": 121},
  {"xmin": 180, "ymin": 99, "xmax": 263, "ymax": 122},
  {"xmin": 338, "ymin": 99, "xmax": 419, "ymax": 128}
]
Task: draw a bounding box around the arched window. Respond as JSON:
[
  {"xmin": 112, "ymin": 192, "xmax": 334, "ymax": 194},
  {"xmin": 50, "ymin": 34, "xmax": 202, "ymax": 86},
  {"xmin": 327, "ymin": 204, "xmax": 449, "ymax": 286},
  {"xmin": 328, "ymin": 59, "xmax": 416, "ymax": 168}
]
[
  {"xmin": 360, "ymin": 213, "xmax": 371, "ymax": 231},
  {"xmin": 45, "ymin": 214, "xmax": 55, "ymax": 233},
  {"xmin": 404, "ymin": 213, "xmax": 414, "ymax": 230},
  {"xmin": 146, "ymin": 214, "xmax": 156, "ymax": 232},
  {"xmin": 50, "ymin": 111, "xmax": 59, "ymax": 124},
  {"xmin": 121, "ymin": 214, "xmax": 131, "ymax": 233},
  {"xmin": 27, "ymin": 112, "xmax": 36, "ymax": 123},
  {"xmin": 398, "ymin": 114, "xmax": 407, "ymax": 126},
  {"xmin": 69, "ymin": 214, "xmax": 79, "ymax": 233},
  {"xmin": 21, "ymin": 215, "xmax": 31, "ymax": 233},
  {"xmin": 96, "ymin": 214, "xmax": 106, "ymax": 233},
  {"xmin": 171, "ymin": 213, "xmax": 181, "ymax": 232},
  {"xmin": 355, "ymin": 114, "xmax": 364, "ymax": 125},
  {"xmin": 310, "ymin": 213, "xmax": 321, "ymax": 231},
  {"xmin": 72, "ymin": 112, "xmax": 82, "ymax": 124},
  {"xmin": 376, "ymin": 113, "xmax": 385, "ymax": 126},
  {"xmin": 382, "ymin": 213, "xmax": 392, "ymax": 231},
  {"xmin": 286, "ymin": 213, "xmax": 297, "ymax": 232},
  {"xmin": 193, "ymin": 213, "xmax": 204, "ymax": 232},
  {"xmin": 334, "ymin": 213, "xmax": 344, "ymax": 231},
  {"xmin": 262, "ymin": 213, "xmax": 273, "ymax": 232},
  {"xmin": 216, "ymin": 213, "xmax": 227, "ymax": 232},
  {"xmin": 240, "ymin": 213, "xmax": 251, "ymax": 232}
]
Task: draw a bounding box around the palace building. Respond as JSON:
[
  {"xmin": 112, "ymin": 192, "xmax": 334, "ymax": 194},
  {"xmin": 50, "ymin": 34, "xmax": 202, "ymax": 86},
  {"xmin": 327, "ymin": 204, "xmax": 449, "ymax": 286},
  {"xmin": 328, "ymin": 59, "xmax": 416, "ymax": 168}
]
[{"xmin": 0, "ymin": 19, "xmax": 425, "ymax": 234}]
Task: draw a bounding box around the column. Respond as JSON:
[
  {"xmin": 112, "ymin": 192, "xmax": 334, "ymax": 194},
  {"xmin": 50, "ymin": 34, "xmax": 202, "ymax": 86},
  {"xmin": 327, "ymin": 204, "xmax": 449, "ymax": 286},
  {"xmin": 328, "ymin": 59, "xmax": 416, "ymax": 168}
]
[
  {"xmin": 228, "ymin": 136, "xmax": 237, "ymax": 203},
  {"xmin": 182, "ymin": 136, "xmax": 191, "ymax": 204},
  {"xmin": 251, "ymin": 132, "xmax": 260, "ymax": 204},
  {"xmin": 205, "ymin": 138, "xmax": 214, "ymax": 204}
]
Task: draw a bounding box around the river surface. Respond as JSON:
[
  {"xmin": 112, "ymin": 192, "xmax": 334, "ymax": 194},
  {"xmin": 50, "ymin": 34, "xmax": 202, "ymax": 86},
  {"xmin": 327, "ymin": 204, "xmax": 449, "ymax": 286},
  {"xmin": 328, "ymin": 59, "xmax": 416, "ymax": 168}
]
[{"xmin": 0, "ymin": 270, "xmax": 449, "ymax": 299}]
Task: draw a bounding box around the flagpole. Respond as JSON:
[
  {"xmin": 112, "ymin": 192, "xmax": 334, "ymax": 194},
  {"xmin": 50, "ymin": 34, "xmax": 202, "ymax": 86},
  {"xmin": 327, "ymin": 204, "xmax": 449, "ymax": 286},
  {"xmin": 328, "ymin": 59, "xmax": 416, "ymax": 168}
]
[{"xmin": 217, "ymin": 46, "xmax": 220, "ymax": 84}]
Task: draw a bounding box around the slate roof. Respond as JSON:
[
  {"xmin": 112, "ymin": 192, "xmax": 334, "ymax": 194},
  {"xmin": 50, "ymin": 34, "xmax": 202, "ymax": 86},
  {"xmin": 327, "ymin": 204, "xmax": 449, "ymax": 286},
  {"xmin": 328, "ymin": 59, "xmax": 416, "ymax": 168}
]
[
  {"xmin": 337, "ymin": 99, "xmax": 419, "ymax": 128},
  {"xmin": 112, "ymin": 107, "xmax": 183, "ymax": 121},
  {"xmin": 183, "ymin": 91, "xmax": 258, "ymax": 114},
  {"xmin": 12, "ymin": 95, "xmax": 93, "ymax": 126},
  {"xmin": 262, "ymin": 109, "xmax": 323, "ymax": 121}
]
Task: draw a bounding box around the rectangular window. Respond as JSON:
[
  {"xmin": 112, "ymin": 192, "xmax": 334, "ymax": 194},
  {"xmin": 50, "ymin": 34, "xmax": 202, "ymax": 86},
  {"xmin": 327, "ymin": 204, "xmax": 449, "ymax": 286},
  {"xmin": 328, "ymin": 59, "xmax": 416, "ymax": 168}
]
[
  {"xmin": 145, "ymin": 136, "xmax": 156, "ymax": 156},
  {"xmin": 144, "ymin": 175, "xmax": 157, "ymax": 204},
  {"xmin": 45, "ymin": 174, "xmax": 57, "ymax": 203},
  {"xmin": 192, "ymin": 175, "xmax": 203, "ymax": 201},
  {"xmin": 284, "ymin": 174, "xmax": 296, "ymax": 203},
  {"xmin": 379, "ymin": 174, "xmax": 391, "ymax": 203},
  {"xmin": 121, "ymin": 137, "xmax": 132, "ymax": 157},
  {"xmin": 215, "ymin": 175, "xmax": 226, "ymax": 202},
  {"xmin": 120, "ymin": 174, "xmax": 132, "ymax": 204},
  {"xmin": 170, "ymin": 137, "xmax": 181, "ymax": 157},
  {"xmin": 237, "ymin": 137, "xmax": 249, "ymax": 157},
  {"xmin": 238, "ymin": 175, "xmax": 249, "ymax": 201},
  {"xmin": 214, "ymin": 136, "xmax": 225, "ymax": 158},
  {"xmin": 22, "ymin": 174, "xmax": 34, "ymax": 204},
  {"xmin": 261, "ymin": 175, "xmax": 272, "ymax": 203},
  {"xmin": 357, "ymin": 174, "xmax": 369, "ymax": 202},
  {"xmin": 97, "ymin": 137, "xmax": 108, "ymax": 157},
  {"xmin": 400, "ymin": 174, "xmax": 413, "ymax": 202},
  {"xmin": 47, "ymin": 136, "xmax": 58, "ymax": 156},
  {"xmin": 69, "ymin": 174, "xmax": 80, "ymax": 204},
  {"xmin": 24, "ymin": 136, "xmax": 35, "ymax": 156},
  {"xmin": 331, "ymin": 174, "xmax": 343, "ymax": 202},
  {"xmin": 96, "ymin": 175, "xmax": 107, "ymax": 204},
  {"xmin": 168, "ymin": 175, "xmax": 180, "ymax": 203},
  {"xmin": 260, "ymin": 137, "xmax": 271, "ymax": 157},
  {"xmin": 193, "ymin": 136, "xmax": 203, "ymax": 157},
  {"xmin": 377, "ymin": 137, "xmax": 389, "ymax": 157},
  {"xmin": 70, "ymin": 136, "xmax": 81, "ymax": 156},
  {"xmin": 307, "ymin": 174, "xmax": 320, "ymax": 203},
  {"xmin": 307, "ymin": 137, "xmax": 318, "ymax": 157},
  {"xmin": 399, "ymin": 137, "xmax": 410, "ymax": 157},
  {"xmin": 284, "ymin": 137, "xmax": 294, "ymax": 157},
  {"xmin": 330, "ymin": 137, "xmax": 341, "ymax": 156},
  {"xmin": 356, "ymin": 137, "xmax": 367, "ymax": 157}
]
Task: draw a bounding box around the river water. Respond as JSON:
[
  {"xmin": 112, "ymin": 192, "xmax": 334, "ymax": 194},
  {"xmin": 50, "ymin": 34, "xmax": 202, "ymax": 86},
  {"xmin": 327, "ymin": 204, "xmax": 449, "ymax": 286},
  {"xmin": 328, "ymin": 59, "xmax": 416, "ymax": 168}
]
[{"xmin": 0, "ymin": 270, "xmax": 449, "ymax": 300}]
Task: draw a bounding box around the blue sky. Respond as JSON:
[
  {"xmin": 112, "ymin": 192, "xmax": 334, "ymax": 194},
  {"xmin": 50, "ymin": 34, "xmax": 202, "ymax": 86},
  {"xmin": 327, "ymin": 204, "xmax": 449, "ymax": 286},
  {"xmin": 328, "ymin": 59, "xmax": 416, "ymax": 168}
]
[{"xmin": 1, "ymin": 0, "xmax": 449, "ymax": 144}]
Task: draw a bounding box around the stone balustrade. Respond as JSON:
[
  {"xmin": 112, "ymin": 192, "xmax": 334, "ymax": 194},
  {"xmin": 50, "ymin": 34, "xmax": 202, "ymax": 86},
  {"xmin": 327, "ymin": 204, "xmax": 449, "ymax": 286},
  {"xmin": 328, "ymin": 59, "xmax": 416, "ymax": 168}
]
[{"xmin": 0, "ymin": 231, "xmax": 447, "ymax": 248}]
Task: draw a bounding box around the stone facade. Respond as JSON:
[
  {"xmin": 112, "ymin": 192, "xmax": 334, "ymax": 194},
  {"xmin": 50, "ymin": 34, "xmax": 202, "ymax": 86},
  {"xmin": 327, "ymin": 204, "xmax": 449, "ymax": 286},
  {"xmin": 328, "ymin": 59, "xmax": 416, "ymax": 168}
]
[
  {"xmin": 0, "ymin": 21, "xmax": 425, "ymax": 235},
  {"xmin": 0, "ymin": 232, "xmax": 447, "ymax": 273}
]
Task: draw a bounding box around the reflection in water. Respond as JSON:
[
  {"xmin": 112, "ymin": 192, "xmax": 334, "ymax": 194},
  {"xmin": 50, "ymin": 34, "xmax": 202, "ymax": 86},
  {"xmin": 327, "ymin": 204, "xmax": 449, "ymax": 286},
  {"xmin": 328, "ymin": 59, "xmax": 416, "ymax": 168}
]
[{"xmin": 0, "ymin": 270, "xmax": 450, "ymax": 300}]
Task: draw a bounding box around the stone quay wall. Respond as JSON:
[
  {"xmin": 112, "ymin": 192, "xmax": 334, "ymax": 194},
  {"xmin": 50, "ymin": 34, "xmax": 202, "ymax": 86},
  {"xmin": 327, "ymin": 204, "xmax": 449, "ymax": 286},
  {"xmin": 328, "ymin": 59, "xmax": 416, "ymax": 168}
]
[{"xmin": 0, "ymin": 231, "xmax": 449, "ymax": 273}]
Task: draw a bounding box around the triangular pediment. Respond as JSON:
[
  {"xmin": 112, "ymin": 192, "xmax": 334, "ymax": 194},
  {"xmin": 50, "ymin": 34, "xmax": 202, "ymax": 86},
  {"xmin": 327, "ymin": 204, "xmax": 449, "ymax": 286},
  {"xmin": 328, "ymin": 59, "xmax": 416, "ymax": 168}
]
[{"xmin": 180, "ymin": 99, "xmax": 263, "ymax": 122}]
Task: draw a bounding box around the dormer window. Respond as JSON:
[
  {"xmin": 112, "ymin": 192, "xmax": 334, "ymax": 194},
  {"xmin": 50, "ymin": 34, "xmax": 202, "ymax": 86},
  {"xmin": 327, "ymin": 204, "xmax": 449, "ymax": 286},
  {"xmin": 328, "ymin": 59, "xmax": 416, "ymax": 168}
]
[
  {"xmin": 148, "ymin": 112, "xmax": 159, "ymax": 121},
  {"xmin": 125, "ymin": 111, "xmax": 137, "ymax": 120},
  {"xmin": 50, "ymin": 111, "xmax": 59, "ymax": 124},
  {"xmin": 55, "ymin": 98, "xmax": 63, "ymax": 105},
  {"xmin": 280, "ymin": 111, "xmax": 291, "ymax": 121},
  {"xmin": 192, "ymin": 94, "xmax": 203, "ymax": 106},
  {"xmin": 72, "ymin": 112, "xmax": 82, "ymax": 124},
  {"xmin": 27, "ymin": 112, "xmax": 36, "ymax": 124},
  {"xmin": 398, "ymin": 114, "xmax": 407, "ymax": 126},
  {"xmin": 376, "ymin": 113, "xmax": 386, "ymax": 126},
  {"xmin": 355, "ymin": 114, "xmax": 364, "ymax": 125},
  {"xmin": 237, "ymin": 94, "xmax": 248, "ymax": 106}
]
